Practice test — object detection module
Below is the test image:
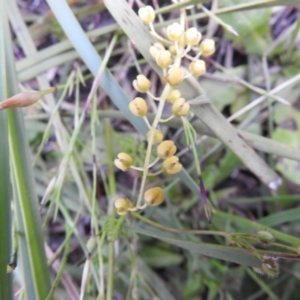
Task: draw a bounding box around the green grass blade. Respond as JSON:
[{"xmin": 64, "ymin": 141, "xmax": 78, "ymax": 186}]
[
  {"xmin": 219, "ymin": 0, "xmax": 300, "ymax": 12},
  {"xmin": 0, "ymin": 4, "xmax": 13, "ymax": 298},
  {"xmin": 258, "ymin": 207, "xmax": 300, "ymax": 227},
  {"xmin": 137, "ymin": 258, "xmax": 177, "ymax": 300},
  {"xmin": 132, "ymin": 227, "xmax": 261, "ymax": 267},
  {"xmin": 3, "ymin": 2, "xmax": 51, "ymax": 298},
  {"xmin": 215, "ymin": 211, "xmax": 300, "ymax": 245}
]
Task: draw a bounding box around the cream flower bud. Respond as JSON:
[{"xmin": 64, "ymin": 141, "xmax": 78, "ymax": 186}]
[
  {"xmin": 165, "ymin": 67, "xmax": 185, "ymax": 86},
  {"xmin": 189, "ymin": 60, "xmax": 206, "ymax": 77},
  {"xmin": 184, "ymin": 27, "xmax": 202, "ymax": 46},
  {"xmin": 168, "ymin": 44, "xmax": 177, "ymax": 56},
  {"xmin": 138, "ymin": 6, "xmax": 155, "ymax": 24},
  {"xmin": 147, "ymin": 129, "xmax": 163, "ymax": 144},
  {"xmin": 162, "ymin": 156, "xmax": 182, "ymax": 175},
  {"xmin": 114, "ymin": 152, "xmax": 133, "ymax": 171},
  {"xmin": 200, "ymin": 39, "xmax": 215, "ymax": 57},
  {"xmin": 157, "ymin": 140, "xmax": 177, "ymax": 159},
  {"xmin": 167, "ymin": 89, "xmax": 181, "ymax": 104},
  {"xmin": 133, "ymin": 75, "xmax": 151, "ymax": 93},
  {"xmin": 149, "ymin": 43, "xmax": 165, "ymax": 60},
  {"xmin": 144, "ymin": 187, "xmax": 164, "ymax": 206},
  {"xmin": 166, "ymin": 22, "xmax": 184, "ymax": 42},
  {"xmin": 129, "ymin": 97, "xmax": 148, "ymax": 117},
  {"xmin": 178, "ymin": 35, "xmax": 187, "ymax": 49},
  {"xmin": 114, "ymin": 198, "xmax": 133, "ymax": 215},
  {"xmin": 172, "ymin": 97, "xmax": 190, "ymax": 116},
  {"xmin": 156, "ymin": 50, "xmax": 173, "ymax": 69}
]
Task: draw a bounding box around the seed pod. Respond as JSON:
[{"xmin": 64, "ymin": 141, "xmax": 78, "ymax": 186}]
[
  {"xmin": 129, "ymin": 97, "xmax": 148, "ymax": 117},
  {"xmin": 257, "ymin": 230, "xmax": 275, "ymax": 247},
  {"xmin": 165, "ymin": 67, "xmax": 185, "ymax": 86},
  {"xmin": 184, "ymin": 27, "xmax": 202, "ymax": 46},
  {"xmin": 138, "ymin": 6, "xmax": 155, "ymax": 24},
  {"xmin": 156, "ymin": 50, "xmax": 173, "ymax": 69},
  {"xmin": 166, "ymin": 22, "xmax": 184, "ymax": 42},
  {"xmin": 147, "ymin": 129, "xmax": 163, "ymax": 144},
  {"xmin": 157, "ymin": 140, "xmax": 177, "ymax": 158},
  {"xmin": 144, "ymin": 187, "xmax": 164, "ymax": 206},
  {"xmin": 261, "ymin": 261, "xmax": 279, "ymax": 278},
  {"xmin": 133, "ymin": 75, "xmax": 151, "ymax": 93},
  {"xmin": 200, "ymin": 39, "xmax": 215, "ymax": 57},
  {"xmin": 114, "ymin": 152, "xmax": 133, "ymax": 171},
  {"xmin": 162, "ymin": 156, "xmax": 182, "ymax": 175},
  {"xmin": 189, "ymin": 60, "xmax": 206, "ymax": 77},
  {"xmin": 0, "ymin": 88, "xmax": 55, "ymax": 110},
  {"xmin": 166, "ymin": 89, "xmax": 181, "ymax": 104},
  {"xmin": 260, "ymin": 255, "xmax": 279, "ymax": 277},
  {"xmin": 172, "ymin": 97, "xmax": 190, "ymax": 116},
  {"xmin": 114, "ymin": 198, "xmax": 133, "ymax": 215},
  {"xmin": 149, "ymin": 43, "xmax": 165, "ymax": 60}
]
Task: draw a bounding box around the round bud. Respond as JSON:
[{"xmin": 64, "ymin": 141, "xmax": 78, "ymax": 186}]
[
  {"xmin": 147, "ymin": 129, "xmax": 163, "ymax": 144},
  {"xmin": 168, "ymin": 44, "xmax": 177, "ymax": 56},
  {"xmin": 165, "ymin": 67, "xmax": 185, "ymax": 86},
  {"xmin": 166, "ymin": 22, "xmax": 184, "ymax": 42},
  {"xmin": 86, "ymin": 236, "xmax": 97, "ymax": 253},
  {"xmin": 167, "ymin": 89, "xmax": 181, "ymax": 104},
  {"xmin": 144, "ymin": 187, "xmax": 164, "ymax": 206},
  {"xmin": 157, "ymin": 140, "xmax": 177, "ymax": 158},
  {"xmin": 162, "ymin": 156, "xmax": 182, "ymax": 175},
  {"xmin": 184, "ymin": 27, "xmax": 202, "ymax": 46},
  {"xmin": 149, "ymin": 43, "xmax": 165, "ymax": 60},
  {"xmin": 172, "ymin": 97, "xmax": 190, "ymax": 116},
  {"xmin": 129, "ymin": 97, "xmax": 148, "ymax": 117},
  {"xmin": 133, "ymin": 74, "xmax": 151, "ymax": 93},
  {"xmin": 114, "ymin": 198, "xmax": 133, "ymax": 215},
  {"xmin": 156, "ymin": 50, "xmax": 173, "ymax": 69},
  {"xmin": 257, "ymin": 230, "xmax": 275, "ymax": 247},
  {"xmin": 138, "ymin": 6, "xmax": 155, "ymax": 24},
  {"xmin": 178, "ymin": 34, "xmax": 187, "ymax": 49},
  {"xmin": 200, "ymin": 39, "xmax": 216, "ymax": 57},
  {"xmin": 189, "ymin": 60, "xmax": 206, "ymax": 77},
  {"xmin": 114, "ymin": 152, "xmax": 133, "ymax": 171}
]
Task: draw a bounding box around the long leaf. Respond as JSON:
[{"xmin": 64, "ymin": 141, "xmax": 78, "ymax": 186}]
[
  {"xmin": 215, "ymin": 211, "xmax": 300, "ymax": 245},
  {"xmin": 0, "ymin": 2, "xmax": 13, "ymax": 298},
  {"xmin": 132, "ymin": 227, "xmax": 261, "ymax": 267},
  {"xmin": 3, "ymin": 2, "xmax": 51, "ymax": 298}
]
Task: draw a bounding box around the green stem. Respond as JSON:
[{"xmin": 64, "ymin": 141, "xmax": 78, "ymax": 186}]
[
  {"xmin": 104, "ymin": 119, "xmax": 118, "ymax": 300},
  {"xmin": 131, "ymin": 212, "xmax": 228, "ymax": 237}
]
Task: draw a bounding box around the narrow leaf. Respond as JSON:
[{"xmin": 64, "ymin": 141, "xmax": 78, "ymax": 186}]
[{"xmin": 132, "ymin": 227, "xmax": 261, "ymax": 267}]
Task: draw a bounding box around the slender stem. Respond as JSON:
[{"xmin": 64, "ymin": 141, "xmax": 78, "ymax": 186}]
[
  {"xmin": 143, "ymin": 116, "xmax": 151, "ymax": 129},
  {"xmin": 131, "ymin": 212, "xmax": 228, "ymax": 237},
  {"xmin": 160, "ymin": 115, "xmax": 174, "ymax": 123},
  {"xmin": 200, "ymin": 4, "xmax": 238, "ymax": 36},
  {"xmin": 136, "ymin": 85, "xmax": 171, "ymax": 207}
]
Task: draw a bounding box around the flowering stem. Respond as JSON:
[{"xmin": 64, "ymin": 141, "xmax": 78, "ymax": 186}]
[{"xmin": 136, "ymin": 85, "xmax": 171, "ymax": 207}]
